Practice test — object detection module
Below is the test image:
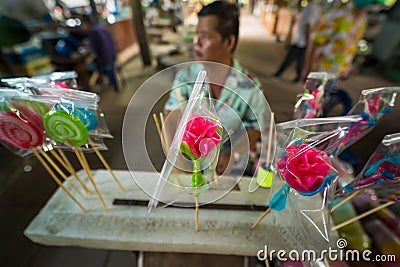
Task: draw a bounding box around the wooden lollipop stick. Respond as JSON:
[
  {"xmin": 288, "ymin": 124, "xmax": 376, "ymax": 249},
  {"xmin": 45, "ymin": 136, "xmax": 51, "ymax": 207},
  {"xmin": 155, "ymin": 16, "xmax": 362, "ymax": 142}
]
[
  {"xmin": 52, "ymin": 149, "xmax": 93, "ymax": 194},
  {"xmin": 266, "ymin": 112, "xmax": 275, "ymax": 165},
  {"xmin": 74, "ymin": 148, "xmax": 108, "ymax": 210},
  {"xmin": 176, "ymin": 88, "xmax": 184, "ymax": 112},
  {"xmin": 251, "ymin": 208, "xmax": 271, "ymax": 230},
  {"xmin": 78, "ymin": 149, "xmax": 109, "ymax": 210},
  {"xmin": 331, "ymin": 191, "xmax": 361, "ymax": 213},
  {"xmin": 195, "ymin": 197, "xmax": 199, "ymax": 233},
  {"xmin": 159, "ymin": 112, "xmax": 170, "ymax": 153},
  {"xmin": 153, "ymin": 113, "xmax": 168, "ymax": 151},
  {"xmin": 31, "ymin": 149, "xmax": 86, "ymax": 212},
  {"xmin": 88, "ymin": 138, "xmax": 125, "ymax": 191},
  {"xmin": 49, "ymin": 149, "xmax": 70, "ymax": 171},
  {"xmin": 153, "ymin": 113, "xmax": 183, "ymax": 185},
  {"xmin": 331, "ymin": 202, "xmax": 394, "ymax": 231},
  {"xmin": 40, "ymin": 149, "xmax": 86, "ymax": 200}
]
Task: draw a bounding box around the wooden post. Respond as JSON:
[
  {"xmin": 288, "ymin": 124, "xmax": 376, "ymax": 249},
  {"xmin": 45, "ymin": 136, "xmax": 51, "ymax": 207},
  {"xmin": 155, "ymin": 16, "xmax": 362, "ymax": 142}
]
[
  {"xmin": 130, "ymin": 0, "xmax": 152, "ymax": 66},
  {"xmin": 89, "ymin": 0, "xmax": 100, "ymax": 23}
]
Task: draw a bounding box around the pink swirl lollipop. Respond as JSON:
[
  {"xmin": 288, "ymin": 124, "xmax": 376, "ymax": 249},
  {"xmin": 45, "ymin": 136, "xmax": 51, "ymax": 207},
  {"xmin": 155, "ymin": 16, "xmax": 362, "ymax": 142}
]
[
  {"xmin": 0, "ymin": 111, "xmax": 43, "ymax": 149},
  {"xmin": 9, "ymin": 101, "xmax": 45, "ymax": 131}
]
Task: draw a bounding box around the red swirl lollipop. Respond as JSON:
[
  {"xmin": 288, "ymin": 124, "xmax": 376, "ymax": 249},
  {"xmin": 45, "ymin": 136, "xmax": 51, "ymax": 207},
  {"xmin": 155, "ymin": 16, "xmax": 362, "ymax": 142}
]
[
  {"xmin": 9, "ymin": 101, "xmax": 45, "ymax": 132},
  {"xmin": 0, "ymin": 111, "xmax": 43, "ymax": 149}
]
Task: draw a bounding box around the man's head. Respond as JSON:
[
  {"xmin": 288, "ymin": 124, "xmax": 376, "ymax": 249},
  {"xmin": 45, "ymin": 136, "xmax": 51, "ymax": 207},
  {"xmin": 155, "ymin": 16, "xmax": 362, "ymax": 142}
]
[{"xmin": 193, "ymin": 1, "xmax": 239, "ymax": 64}]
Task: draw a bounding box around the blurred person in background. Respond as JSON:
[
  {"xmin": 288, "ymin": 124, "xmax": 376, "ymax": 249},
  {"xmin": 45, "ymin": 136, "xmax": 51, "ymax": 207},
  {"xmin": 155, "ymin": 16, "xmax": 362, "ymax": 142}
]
[
  {"xmin": 164, "ymin": 1, "xmax": 266, "ymax": 175},
  {"xmin": 273, "ymin": 1, "xmax": 321, "ymax": 83},
  {"xmin": 302, "ymin": 0, "xmax": 382, "ymax": 80},
  {"xmin": 81, "ymin": 14, "xmax": 118, "ymax": 91}
]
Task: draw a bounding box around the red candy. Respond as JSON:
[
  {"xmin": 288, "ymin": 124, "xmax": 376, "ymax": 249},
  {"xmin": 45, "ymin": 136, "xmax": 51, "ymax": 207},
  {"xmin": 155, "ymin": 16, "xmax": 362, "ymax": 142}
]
[
  {"xmin": 0, "ymin": 111, "xmax": 43, "ymax": 149},
  {"xmin": 9, "ymin": 101, "xmax": 45, "ymax": 131}
]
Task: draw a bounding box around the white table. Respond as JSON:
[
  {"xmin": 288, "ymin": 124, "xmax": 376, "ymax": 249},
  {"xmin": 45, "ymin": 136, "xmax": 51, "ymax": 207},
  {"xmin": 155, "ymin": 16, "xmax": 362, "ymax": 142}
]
[{"xmin": 24, "ymin": 170, "xmax": 336, "ymax": 257}]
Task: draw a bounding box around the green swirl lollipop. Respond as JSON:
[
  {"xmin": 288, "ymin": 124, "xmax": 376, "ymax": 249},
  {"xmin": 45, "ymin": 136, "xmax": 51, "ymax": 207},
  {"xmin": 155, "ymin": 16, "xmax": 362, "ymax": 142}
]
[{"xmin": 43, "ymin": 110, "xmax": 88, "ymax": 147}]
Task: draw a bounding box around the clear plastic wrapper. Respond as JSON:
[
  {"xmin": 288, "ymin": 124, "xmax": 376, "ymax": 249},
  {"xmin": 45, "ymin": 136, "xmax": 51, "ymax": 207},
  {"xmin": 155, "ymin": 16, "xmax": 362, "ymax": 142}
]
[
  {"xmin": 0, "ymin": 90, "xmax": 110, "ymax": 153},
  {"xmin": 43, "ymin": 98, "xmax": 112, "ymax": 150},
  {"xmin": 0, "ymin": 94, "xmax": 44, "ymax": 154},
  {"xmin": 29, "ymin": 86, "xmax": 99, "ymax": 102},
  {"xmin": 0, "ymin": 87, "xmax": 107, "ymax": 137},
  {"xmin": 146, "ymin": 63, "xmax": 274, "ymax": 210},
  {"xmin": 0, "ymin": 79, "xmax": 99, "ymax": 102},
  {"xmin": 338, "ymin": 133, "xmax": 400, "ymax": 197},
  {"xmin": 337, "ymin": 87, "xmax": 399, "ymax": 155},
  {"xmin": 2, "ymin": 71, "xmax": 77, "ymax": 90},
  {"xmin": 331, "ymin": 87, "xmax": 399, "ymax": 192},
  {"xmin": 31, "ymin": 71, "xmax": 78, "ymax": 88},
  {"xmin": 293, "ymin": 72, "xmax": 336, "ymax": 119},
  {"xmin": 121, "ymin": 61, "xmax": 274, "ymax": 214},
  {"xmin": 267, "ymin": 116, "xmax": 363, "ymax": 253},
  {"xmin": 148, "ymin": 71, "xmax": 224, "ymax": 210}
]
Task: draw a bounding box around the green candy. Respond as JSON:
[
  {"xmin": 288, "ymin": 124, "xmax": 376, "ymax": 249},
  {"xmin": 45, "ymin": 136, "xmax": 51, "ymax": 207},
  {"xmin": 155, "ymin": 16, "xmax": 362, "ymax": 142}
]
[{"xmin": 43, "ymin": 110, "xmax": 88, "ymax": 147}]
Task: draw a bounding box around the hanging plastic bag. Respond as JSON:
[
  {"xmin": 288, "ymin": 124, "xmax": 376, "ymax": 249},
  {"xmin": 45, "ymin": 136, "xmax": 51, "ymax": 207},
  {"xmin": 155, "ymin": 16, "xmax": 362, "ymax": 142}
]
[
  {"xmin": 148, "ymin": 70, "xmax": 227, "ymax": 210},
  {"xmin": 293, "ymin": 72, "xmax": 337, "ymax": 119},
  {"xmin": 265, "ymin": 116, "xmax": 363, "ymax": 253},
  {"xmin": 337, "ymin": 87, "xmax": 399, "ymax": 156},
  {"xmin": 338, "ymin": 132, "xmax": 400, "ymax": 197}
]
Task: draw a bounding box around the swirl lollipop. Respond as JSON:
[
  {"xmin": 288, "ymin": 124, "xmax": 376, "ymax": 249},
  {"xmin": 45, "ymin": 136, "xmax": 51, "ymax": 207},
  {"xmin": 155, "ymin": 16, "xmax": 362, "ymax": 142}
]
[
  {"xmin": 0, "ymin": 111, "xmax": 43, "ymax": 149},
  {"xmin": 44, "ymin": 106, "xmax": 123, "ymax": 208},
  {"xmin": 43, "ymin": 110, "xmax": 89, "ymax": 147},
  {"xmin": 43, "ymin": 109, "xmax": 110, "ymax": 209},
  {"xmin": 53, "ymin": 103, "xmax": 123, "ymax": 191},
  {"xmin": 9, "ymin": 100, "xmax": 46, "ymax": 132},
  {"xmin": 54, "ymin": 103, "xmax": 97, "ymax": 131},
  {"xmin": 0, "ymin": 105, "xmax": 86, "ymax": 212}
]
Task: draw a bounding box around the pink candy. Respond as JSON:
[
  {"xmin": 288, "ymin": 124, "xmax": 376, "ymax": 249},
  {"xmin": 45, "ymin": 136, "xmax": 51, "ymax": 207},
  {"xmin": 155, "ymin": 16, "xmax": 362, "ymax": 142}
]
[
  {"xmin": 182, "ymin": 115, "xmax": 221, "ymax": 158},
  {"xmin": 0, "ymin": 111, "xmax": 43, "ymax": 150},
  {"xmin": 278, "ymin": 144, "xmax": 331, "ymax": 192}
]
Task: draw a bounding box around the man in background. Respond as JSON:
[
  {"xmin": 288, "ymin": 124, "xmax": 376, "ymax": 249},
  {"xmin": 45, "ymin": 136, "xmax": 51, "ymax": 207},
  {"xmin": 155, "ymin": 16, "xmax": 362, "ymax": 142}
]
[
  {"xmin": 81, "ymin": 14, "xmax": 118, "ymax": 91},
  {"xmin": 164, "ymin": 1, "xmax": 266, "ymax": 175},
  {"xmin": 302, "ymin": 0, "xmax": 379, "ymax": 80},
  {"xmin": 273, "ymin": 1, "xmax": 321, "ymax": 83}
]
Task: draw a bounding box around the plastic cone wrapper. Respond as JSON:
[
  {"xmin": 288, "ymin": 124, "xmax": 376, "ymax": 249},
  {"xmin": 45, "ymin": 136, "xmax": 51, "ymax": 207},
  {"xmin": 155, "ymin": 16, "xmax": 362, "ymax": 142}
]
[
  {"xmin": 338, "ymin": 132, "xmax": 400, "ymax": 197},
  {"xmin": 266, "ymin": 116, "xmax": 363, "ymax": 253},
  {"xmin": 336, "ymin": 87, "xmax": 400, "ymax": 156},
  {"xmin": 147, "ymin": 64, "xmax": 274, "ymax": 210},
  {"xmin": 329, "ymin": 87, "xmax": 399, "ymax": 192},
  {"xmin": 293, "ymin": 72, "xmax": 336, "ymax": 119},
  {"xmin": 148, "ymin": 71, "xmax": 225, "ymax": 209}
]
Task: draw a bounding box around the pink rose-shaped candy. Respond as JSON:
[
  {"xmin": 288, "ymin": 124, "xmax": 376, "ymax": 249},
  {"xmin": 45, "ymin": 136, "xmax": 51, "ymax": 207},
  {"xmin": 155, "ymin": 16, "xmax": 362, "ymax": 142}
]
[
  {"xmin": 182, "ymin": 115, "xmax": 221, "ymax": 158},
  {"xmin": 277, "ymin": 144, "xmax": 331, "ymax": 192}
]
